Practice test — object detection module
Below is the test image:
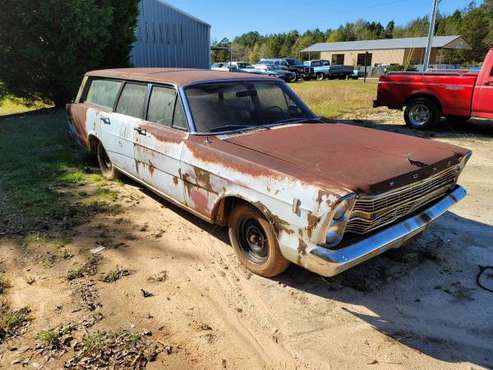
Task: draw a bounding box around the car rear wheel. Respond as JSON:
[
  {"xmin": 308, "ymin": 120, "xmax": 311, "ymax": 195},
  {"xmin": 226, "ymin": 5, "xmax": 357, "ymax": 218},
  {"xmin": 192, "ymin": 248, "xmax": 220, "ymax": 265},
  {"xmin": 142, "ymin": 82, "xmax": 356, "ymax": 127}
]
[
  {"xmin": 228, "ymin": 203, "xmax": 290, "ymax": 277},
  {"xmin": 96, "ymin": 141, "xmax": 120, "ymax": 180},
  {"xmin": 316, "ymin": 73, "xmax": 325, "ymax": 81},
  {"xmin": 404, "ymin": 97, "xmax": 441, "ymax": 130}
]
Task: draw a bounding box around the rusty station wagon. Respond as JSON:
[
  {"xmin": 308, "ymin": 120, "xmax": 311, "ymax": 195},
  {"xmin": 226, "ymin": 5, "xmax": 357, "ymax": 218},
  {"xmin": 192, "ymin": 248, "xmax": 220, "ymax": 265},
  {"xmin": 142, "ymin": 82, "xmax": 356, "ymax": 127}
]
[{"xmin": 66, "ymin": 68, "xmax": 471, "ymax": 277}]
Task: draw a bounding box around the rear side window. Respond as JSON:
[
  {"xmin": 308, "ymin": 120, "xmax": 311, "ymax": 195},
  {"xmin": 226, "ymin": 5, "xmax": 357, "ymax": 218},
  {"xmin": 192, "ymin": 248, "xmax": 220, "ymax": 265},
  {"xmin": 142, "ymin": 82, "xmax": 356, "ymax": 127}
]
[
  {"xmin": 147, "ymin": 86, "xmax": 188, "ymax": 130},
  {"xmin": 173, "ymin": 96, "xmax": 188, "ymax": 130},
  {"xmin": 115, "ymin": 83, "xmax": 147, "ymax": 119},
  {"xmin": 490, "ymin": 67, "xmax": 493, "ymax": 77},
  {"xmin": 147, "ymin": 86, "xmax": 176, "ymax": 126},
  {"xmin": 85, "ymin": 79, "xmax": 122, "ymax": 109}
]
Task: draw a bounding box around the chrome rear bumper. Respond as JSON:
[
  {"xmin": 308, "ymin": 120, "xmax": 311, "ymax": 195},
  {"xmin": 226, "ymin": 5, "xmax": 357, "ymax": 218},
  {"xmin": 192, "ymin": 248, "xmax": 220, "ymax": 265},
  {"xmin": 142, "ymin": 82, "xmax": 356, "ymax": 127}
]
[{"xmin": 303, "ymin": 186, "xmax": 466, "ymax": 277}]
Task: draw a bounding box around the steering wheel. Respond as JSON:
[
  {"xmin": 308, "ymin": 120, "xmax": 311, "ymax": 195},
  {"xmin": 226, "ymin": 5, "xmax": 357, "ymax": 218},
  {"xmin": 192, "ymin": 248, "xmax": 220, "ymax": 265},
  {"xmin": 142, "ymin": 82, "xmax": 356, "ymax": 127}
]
[{"xmin": 263, "ymin": 106, "xmax": 283, "ymax": 114}]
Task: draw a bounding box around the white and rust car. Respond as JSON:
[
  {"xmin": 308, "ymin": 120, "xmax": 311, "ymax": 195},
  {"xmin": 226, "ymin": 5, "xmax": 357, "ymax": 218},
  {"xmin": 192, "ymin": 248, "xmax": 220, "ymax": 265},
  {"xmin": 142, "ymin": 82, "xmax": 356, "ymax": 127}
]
[{"xmin": 67, "ymin": 68, "xmax": 471, "ymax": 277}]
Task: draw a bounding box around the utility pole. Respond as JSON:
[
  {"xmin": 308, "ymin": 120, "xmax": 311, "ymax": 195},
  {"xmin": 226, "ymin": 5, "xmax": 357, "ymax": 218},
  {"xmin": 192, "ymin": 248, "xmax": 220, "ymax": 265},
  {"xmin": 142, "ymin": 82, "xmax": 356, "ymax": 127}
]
[{"xmin": 423, "ymin": 0, "xmax": 440, "ymax": 71}]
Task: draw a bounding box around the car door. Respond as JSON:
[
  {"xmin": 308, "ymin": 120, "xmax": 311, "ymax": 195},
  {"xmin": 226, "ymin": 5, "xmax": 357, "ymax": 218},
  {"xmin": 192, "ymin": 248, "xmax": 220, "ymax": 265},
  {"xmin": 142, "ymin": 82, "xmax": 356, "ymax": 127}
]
[
  {"xmin": 472, "ymin": 65, "xmax": 493, "ymax": 119},
  {"xmin": 77, "ymin": 78, "xmax": 123, "ymax": 150},
  {"xmin": 104, "ymin": 81, "xmax": 148, "ymax": 176},
  {"xmin": 133, "ymin": 84, "xmax": 188, "ymax": 204}
]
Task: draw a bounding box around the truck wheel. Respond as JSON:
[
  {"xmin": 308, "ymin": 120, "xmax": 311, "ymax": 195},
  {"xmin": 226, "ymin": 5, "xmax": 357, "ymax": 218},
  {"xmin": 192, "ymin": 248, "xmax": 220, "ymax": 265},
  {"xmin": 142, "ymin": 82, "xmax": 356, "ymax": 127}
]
[
  {"xmin": 316, "ymin": 73, "xmax": 325, "ymax": 81},
  {"xmin": 446, "ymin": 115, "xmax": 470, "ymax": 126},
  {"xmin": 96, "ymin": 141, "xmax": 120, "ymax": 180},
  {"xmin": 404, "ymin": 98, "xmax": 441, "ymax": 130},
  {"xmin": 228, "ymin": 203, "xmax": 290, "ymax": 277}
]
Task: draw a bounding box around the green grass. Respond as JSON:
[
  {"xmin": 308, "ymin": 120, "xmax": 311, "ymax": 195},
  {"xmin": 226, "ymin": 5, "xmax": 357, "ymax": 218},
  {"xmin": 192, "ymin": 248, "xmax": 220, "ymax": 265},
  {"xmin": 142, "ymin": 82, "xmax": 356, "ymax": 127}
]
[
  {"xmin": 0, "ymin": 109, "xmax": 120, "ymax": 236},
  {"xmin": 0, "ymin": 300, "xmax": 31, "ymax": 341},
  {"xmin": 0, "ymin": 95, "xmax": 50, "ymax": 116},
  {"xmin": 36, "ymin": 324, "xmax": 75, "ymax": 348},
  {"xmin": 291, "ymin": 79, "xmax": 378, "ymax": 118}
]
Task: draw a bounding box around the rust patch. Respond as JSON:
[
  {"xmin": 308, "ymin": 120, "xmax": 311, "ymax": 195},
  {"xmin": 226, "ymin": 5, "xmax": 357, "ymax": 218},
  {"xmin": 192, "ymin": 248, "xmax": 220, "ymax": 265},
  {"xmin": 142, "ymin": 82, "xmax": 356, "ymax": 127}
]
[
  {"xmin": 253, "ymin": 201, "xmax": 293, "ymax": 236},
  {"xmin": 172, "ymin": 176, "xmax": 179, "ymax": 186},
  {"xmin": 292, "ymin": 199, "xmax": 301, "ymax": 217},
  {"xmin": 141, "ymin": 122, "xmax": 186, "ymax": 144},
  {"xmin": 193, "ymin": 167, "xmax": 213, "ymax": 192},
  {"xmin": 149, "ymin": 160, "xmax": 155, "ymax": 176},
  {"xmin": 297, "ymin": 239, "xmax": 308, "ymax": 264},
  {"xmin": 67, "ymin": 103, "xmax": 90, "ymax": 149},
  {"xmin": 189, "ymin": 189, "xmax": 209, "ymax": 214},
  {"xmin": 306, "ymin": 213, "xmax": 321, "ymax": 239}
]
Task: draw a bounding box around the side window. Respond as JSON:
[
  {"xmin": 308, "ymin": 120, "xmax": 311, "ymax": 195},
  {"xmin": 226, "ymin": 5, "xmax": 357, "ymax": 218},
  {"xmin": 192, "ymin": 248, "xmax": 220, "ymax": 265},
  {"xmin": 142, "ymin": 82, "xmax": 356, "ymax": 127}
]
[
  {"xmin": 115, "ymin": 83, "xmax": 147, "ymax": 119},
  {"xmin": 147, "ymin": 86, "xmax": 176, "ymax": 126},
  {"xmin": 85, "ymin": 79, "xmax": 122, "ymax": 109},
  {"xmin": 490, "ymin": 67, "xmax": 493, "ymax": 77},
  {"xmin": 173, "ymin": 96, "xmax": 188, "ymax": 130}
]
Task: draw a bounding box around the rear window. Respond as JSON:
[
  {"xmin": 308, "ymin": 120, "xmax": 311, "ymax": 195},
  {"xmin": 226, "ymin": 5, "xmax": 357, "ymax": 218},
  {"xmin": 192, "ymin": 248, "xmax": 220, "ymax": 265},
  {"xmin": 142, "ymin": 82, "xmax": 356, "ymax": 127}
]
[
  {"xmin": 85, "ymin": 79, "xmax": 122, "ymax": 109},
  {"xmin": 115, "ymin": 83, "xmax": 147, "ymax": 119}
]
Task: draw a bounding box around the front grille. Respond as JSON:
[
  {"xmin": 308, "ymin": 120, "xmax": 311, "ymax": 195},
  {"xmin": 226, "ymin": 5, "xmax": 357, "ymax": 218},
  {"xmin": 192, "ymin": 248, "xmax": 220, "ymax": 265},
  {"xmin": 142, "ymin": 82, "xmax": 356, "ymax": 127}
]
[{"xmin": 346, "ymin": 165, "xmax": 460, "ymax": 235}]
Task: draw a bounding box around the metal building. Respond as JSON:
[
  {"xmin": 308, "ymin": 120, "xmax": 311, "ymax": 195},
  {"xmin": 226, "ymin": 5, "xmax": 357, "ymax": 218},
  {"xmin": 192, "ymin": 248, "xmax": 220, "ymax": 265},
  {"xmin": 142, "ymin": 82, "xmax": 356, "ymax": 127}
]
[{"xmin": 131, "ymin": 0, "xmax": 211, "ymax": 69}]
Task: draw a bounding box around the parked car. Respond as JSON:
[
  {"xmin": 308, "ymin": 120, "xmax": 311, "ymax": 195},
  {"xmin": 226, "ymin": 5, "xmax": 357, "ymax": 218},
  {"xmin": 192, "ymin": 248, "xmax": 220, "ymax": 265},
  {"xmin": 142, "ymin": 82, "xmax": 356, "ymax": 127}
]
[
  {"xmin": 350, "ymin": 69, "xmax": 367, "ymax": 80},
  {"xmin": 304, "ymin": 60, "xmax": 355, "ymax": 80},
  {"xmin": 211, "ymin": 62, "xmax": 229, "ymax": 71},
  {"xmin": 374, "ymin": 48, "xmax": 493, "ymax": 129},
  {"xmin": 67, "ymin": 68, "xmax": 471, "ymax": 278},
  {"xmin": 258, "ymin": 58, "xmax": 313, "ymax": 80},
  {"xmin": 253, "ymin": 64, "xmax": 297, "ymax": 82}
]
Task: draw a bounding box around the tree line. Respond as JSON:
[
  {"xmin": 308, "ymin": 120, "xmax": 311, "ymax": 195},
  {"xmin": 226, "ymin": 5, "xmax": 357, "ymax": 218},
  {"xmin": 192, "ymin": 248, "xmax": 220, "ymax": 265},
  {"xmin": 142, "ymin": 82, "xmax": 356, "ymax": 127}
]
[{"xmin": 212, "ymin": 0, "xmax": 492, "ymax": 65}]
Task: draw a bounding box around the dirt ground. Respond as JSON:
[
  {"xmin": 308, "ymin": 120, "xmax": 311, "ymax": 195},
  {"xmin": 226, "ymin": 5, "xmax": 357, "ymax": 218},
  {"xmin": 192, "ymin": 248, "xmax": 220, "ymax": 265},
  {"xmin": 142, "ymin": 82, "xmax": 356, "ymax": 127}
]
[{"xmin": 1, "ymin": 110, "xmax": 493, "ymax": 369}]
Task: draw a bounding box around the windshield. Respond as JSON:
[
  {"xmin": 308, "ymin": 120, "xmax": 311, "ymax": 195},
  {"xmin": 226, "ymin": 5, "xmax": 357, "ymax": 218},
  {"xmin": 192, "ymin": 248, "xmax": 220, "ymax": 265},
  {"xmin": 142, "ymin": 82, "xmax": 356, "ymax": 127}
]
[{"xmin": 185, "ymin": 81, "xmax": 315, "ymax": 133}]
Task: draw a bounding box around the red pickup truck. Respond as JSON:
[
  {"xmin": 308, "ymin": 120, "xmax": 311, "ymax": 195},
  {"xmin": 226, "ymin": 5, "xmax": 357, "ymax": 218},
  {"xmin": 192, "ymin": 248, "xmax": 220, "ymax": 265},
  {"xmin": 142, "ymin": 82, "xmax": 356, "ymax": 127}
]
[{"xmin": 374, "ymin": 48, "xmax": 493, "ymax": 129}]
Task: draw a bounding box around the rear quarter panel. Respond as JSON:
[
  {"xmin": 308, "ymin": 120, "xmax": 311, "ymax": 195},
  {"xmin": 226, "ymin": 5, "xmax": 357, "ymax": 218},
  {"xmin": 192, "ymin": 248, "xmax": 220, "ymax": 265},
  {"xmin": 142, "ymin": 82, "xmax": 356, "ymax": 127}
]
[{"xmin": 377, "ymin": 73, "xmax": 477, "ymax": 116}]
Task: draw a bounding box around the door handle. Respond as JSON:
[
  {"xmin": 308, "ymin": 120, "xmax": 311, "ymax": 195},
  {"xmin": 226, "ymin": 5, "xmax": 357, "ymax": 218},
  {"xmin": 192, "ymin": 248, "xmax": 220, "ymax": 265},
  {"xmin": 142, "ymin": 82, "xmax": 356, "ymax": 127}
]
[
  {"xmin": 134, "ymin": 127, "xmax": 147, "ymax": 136},
  {"xmin": 101, "ymin": 117, "xmax": 111, "ymax": 125}
]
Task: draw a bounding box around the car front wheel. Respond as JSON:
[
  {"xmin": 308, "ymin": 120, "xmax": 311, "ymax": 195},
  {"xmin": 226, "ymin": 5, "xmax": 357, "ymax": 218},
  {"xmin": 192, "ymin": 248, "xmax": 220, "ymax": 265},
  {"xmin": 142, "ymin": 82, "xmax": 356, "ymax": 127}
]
[
  {"xmin": 228, "ymin": 203, "xmax": 290, "ymax": 277},
  {"xmin": 96, "ymin": 140, "xmax": 120, "ymax": 180},
  {"xmin": 404, "ymin": 97, "xmax": 441, "ymax": 130},
  {"xmin": 316, "ymin": 73, "xmax": 325, "ymax": 81}
]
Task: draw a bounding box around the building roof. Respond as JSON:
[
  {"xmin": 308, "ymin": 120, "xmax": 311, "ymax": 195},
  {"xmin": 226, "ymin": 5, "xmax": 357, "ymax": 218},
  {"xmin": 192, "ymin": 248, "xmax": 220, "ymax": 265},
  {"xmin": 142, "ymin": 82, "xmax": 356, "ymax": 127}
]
[
  {"xmin": 156, "ymin": 0, "xmax": 211, "ymax": 27},
  {"xmin": 86, "ymin": 68, "xmax": 275, "ymax": 87},
  {"xmin": 301, "ymin": 35, "xmax": 471, "ymax": 53}
]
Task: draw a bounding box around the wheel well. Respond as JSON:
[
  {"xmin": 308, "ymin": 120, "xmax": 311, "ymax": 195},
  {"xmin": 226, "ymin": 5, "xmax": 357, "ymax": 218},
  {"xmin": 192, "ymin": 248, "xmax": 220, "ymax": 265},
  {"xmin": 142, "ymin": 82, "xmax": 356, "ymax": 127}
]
[
  {"xmin": 405, "ymin": 94, "xmax": 442, "ymax": 113},
  {"xmin": 212, "ymin": 196, "xmax": 270, "ymax": 226},
  {"xmin": 88, "ymin": 135, "xmax": 99, "ymax": 153}
]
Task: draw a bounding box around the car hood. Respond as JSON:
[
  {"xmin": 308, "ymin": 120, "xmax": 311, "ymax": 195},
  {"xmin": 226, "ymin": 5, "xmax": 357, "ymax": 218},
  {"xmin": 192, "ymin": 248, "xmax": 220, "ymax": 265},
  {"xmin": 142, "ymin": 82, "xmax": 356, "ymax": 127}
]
[{"xmin": 223, "ymin": 123, "xmax": 470, "ymax": 195}]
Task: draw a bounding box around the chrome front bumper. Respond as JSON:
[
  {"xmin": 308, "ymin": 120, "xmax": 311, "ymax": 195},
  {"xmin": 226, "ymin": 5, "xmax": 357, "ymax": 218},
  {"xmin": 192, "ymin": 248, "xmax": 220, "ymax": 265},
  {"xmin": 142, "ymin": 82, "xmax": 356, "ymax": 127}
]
[{"xmin": 303, "ymin": 186, "xmax": 466, "ymax": 277}]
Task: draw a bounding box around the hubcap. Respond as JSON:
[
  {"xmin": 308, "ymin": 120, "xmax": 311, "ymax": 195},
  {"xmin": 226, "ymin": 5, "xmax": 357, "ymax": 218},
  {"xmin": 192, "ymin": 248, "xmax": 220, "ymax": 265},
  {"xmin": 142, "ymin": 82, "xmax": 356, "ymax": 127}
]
[
  {"xmin": 238, "ymin": 219, "xmax": 268, "ymax": 263},
  {"xmin": 409, "ymin": 104, "xmax": 431, "ymax": 126}
]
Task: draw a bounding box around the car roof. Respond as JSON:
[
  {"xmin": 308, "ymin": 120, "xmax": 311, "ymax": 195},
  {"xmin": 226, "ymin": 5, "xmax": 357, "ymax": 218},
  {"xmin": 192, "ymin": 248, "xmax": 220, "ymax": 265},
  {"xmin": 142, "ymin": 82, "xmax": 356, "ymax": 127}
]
[{"xmin": 85, "ymin": 68, "xmax": 275, "ymax": 87}]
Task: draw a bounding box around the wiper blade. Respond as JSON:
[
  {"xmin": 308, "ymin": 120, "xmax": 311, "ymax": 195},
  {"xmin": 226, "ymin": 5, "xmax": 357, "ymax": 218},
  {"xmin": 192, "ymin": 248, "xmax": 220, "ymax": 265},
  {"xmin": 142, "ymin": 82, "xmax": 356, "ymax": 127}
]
[
  {"xmin": 272, "ymin": 117, "xmax": 322, "ymax": 125},
  {"xmin": 209, "ymin": 124, "xmax": 252, "ymax": 133}
]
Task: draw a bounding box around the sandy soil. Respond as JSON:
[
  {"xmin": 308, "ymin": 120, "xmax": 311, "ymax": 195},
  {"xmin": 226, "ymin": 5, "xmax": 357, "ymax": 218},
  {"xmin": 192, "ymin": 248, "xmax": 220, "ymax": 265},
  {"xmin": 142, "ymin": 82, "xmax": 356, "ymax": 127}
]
[{"xmin": 1, "ymin": 113, "xmax": 493, "ymax": 369}]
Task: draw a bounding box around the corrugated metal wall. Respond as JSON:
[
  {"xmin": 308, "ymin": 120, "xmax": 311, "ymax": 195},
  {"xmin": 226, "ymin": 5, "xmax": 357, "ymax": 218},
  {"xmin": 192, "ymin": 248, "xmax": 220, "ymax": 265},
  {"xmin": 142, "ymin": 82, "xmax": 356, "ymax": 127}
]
[{"xmin": 131, "ymin": 0, "xmax": 211, "ymax": 69}]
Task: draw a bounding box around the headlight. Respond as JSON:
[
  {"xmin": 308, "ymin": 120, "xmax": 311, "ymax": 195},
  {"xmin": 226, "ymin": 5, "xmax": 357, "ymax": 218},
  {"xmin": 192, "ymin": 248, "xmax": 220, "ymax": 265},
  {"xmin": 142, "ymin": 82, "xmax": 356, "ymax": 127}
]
[
  {"xmin": 458, "ymin": 151, "xmax": 472, "ymax": 171},
  {"xmin": 333, "ymin": 200, "xmax": 350, "ymax": 221},
  {"xmin": 324, "ymin": 194, "xmax": 356, "ymax": 247}
]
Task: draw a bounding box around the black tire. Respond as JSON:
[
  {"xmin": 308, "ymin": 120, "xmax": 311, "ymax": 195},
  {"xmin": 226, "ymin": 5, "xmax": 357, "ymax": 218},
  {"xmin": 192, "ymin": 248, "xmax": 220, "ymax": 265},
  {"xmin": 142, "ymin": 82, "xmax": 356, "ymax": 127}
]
[
  {"xmin": 446, "ymin": 115, "xmax": 470, "ymax": 126},
  {"xmin": 316, "ymin": 72, "xmax": 325, "ymax": 81},
  {"xmin": 404, "ymin": 97, "xmax": 441, "ymax": 130},
  {"xmin": 228, "ymin": 203, "xmax": 290, "ymax": 277},
  {"xmin": 96, "ymin": 140, "xmax": 120, "ymax": 180}
]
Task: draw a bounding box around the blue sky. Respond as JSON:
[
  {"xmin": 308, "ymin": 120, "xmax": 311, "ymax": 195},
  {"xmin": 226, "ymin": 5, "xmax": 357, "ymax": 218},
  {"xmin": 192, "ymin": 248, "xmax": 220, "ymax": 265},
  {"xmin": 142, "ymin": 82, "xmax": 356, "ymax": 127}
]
[{"xmin": 166, "ymin": 0, "xmax": 476, "ymax": 41}]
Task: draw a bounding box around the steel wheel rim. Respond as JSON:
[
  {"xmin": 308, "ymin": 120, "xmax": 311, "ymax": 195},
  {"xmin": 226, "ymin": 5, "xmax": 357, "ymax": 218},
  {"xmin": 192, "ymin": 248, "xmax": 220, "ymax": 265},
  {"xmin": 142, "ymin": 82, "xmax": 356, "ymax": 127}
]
[
  {"xmin": 409, "ymin": 104, "xmax": 431, "ymax": 126},
  {"xmin": 237, "ymin": 218, "xmax": 268, "ymax": 264}
]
